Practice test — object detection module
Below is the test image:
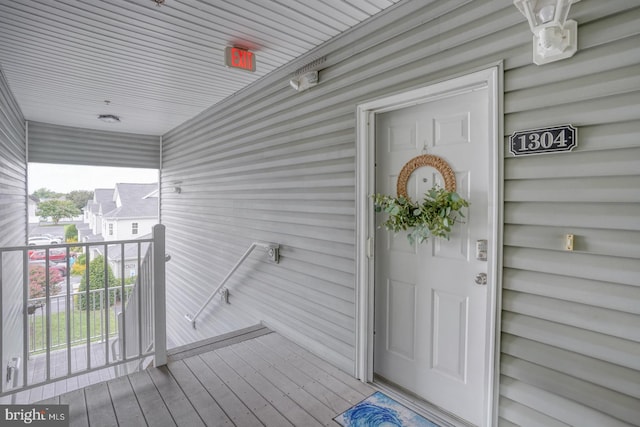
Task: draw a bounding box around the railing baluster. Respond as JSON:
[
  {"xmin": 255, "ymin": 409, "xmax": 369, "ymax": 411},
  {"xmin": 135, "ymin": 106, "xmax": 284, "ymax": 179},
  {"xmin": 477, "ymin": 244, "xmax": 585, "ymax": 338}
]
[
  {"xmin": 121, "ymin": 243, "xmax": 126, "ymax": 362},
  {"xmin": 22, "ymin": 250, "xmax": 28, "ymax": 389},
  {"xmin": 45, "ymin": 248, "xmax": 51, "ymax": 382},
  {"xmin": 137, "ymin": 242, "xmax": 142, "ymax": 360},
  {"xmin": 85, "ymin": 248, "xmax": 91, "ymax": 370},
  {"xmin": 152, "ymin": 224, "xmax": 167, "ymax": 366},
  {"xmin": 104, "ymin": 244, "xmax": 109, "ymax": 365},
  {"xmin": 66, "ymin": 246, "xmax": 71, "ymax": 376}
]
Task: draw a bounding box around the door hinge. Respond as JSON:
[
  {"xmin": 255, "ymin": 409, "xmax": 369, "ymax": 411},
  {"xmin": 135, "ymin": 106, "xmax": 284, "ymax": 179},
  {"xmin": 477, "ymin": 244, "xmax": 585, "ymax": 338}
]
[{"xmin": 366, "ymin": 237, "xmax": 374, "ymax": 259}]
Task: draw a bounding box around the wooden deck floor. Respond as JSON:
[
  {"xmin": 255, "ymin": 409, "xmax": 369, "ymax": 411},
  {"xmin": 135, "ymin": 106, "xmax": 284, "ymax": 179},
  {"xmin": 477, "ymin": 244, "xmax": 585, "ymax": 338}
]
[{"xmin": 36, "ymin": 330, "xmax": 377, "ymax": 427}]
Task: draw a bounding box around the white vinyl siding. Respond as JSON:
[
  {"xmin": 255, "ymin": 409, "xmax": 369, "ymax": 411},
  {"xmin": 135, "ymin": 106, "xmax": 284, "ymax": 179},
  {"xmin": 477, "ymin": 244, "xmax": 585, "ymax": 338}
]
[
  {"xmin": 160, "ymin": 1, "xmax": 640, "ymax": 424},
  {"xmin": 0, "ymin": 68, "xmax": 26, "ymax": 392},
  {"xmin": 27, "ymin": 121, "xmax": 160, "ymax": 169},
  {"xmin": 110, "ymin": 218, "xmax": 155, "ymax": 241}
]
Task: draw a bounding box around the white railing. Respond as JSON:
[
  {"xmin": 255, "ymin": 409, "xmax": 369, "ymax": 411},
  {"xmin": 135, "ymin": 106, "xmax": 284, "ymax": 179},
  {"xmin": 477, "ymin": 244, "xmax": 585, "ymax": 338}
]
[
  {"xmin": 185, "ymin": 241, "xmax": 279, "ymax": 328},
  {"xmin": 0, "ymin": 224, "xmax": 167, "ymax": 399},
  {"xmin": 116, "ymin": 229, "xmax": 168, "ymax": 374}
]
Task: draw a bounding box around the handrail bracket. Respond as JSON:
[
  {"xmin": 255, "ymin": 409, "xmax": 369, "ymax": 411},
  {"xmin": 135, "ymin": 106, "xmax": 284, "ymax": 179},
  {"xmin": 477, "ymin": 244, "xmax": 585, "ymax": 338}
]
[{"xmin": 265, "ymin": 244, "xmax": 280, "ymax": 264}]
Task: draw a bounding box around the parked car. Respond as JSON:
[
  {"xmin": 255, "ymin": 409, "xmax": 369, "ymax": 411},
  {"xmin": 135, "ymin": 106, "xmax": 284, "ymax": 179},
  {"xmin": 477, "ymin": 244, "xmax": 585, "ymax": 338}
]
[
  {"xmin": 29, "ymin": 248, "xmax": 67, "ymax": 262},
  {"xmin": 28, "ymin": 236, "xmax": 55, "ymax": 246},
  {"xmin": 42, "ymin": 234, "xmax": 63, "ymax": 244}
]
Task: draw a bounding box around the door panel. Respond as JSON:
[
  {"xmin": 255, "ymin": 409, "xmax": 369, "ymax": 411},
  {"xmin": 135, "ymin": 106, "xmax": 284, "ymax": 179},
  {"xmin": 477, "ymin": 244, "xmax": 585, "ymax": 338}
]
[
  {"xmin": 374, "ymin": 87, "xmax": 490, "ymax": 426},
  {"xmin": 386, "ymin": 279, "xmax": 417, "ymax": 360}
]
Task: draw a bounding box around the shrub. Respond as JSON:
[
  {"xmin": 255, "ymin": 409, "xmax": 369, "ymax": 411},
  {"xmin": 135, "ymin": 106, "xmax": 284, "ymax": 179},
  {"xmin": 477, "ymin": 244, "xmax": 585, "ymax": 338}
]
[
  {"xmin": 29, "ymin": 265, "xmax": 62, "ymax": 299},
  {"xmin": 78, "ymin": 255, "xmax": 120, "ymax": 310},
  {"xmin": 64, "ymin": 224, "xmax": 78, "ymax": 242},
  {"xmin": 71, "ymin": 253, "xmax": 86, "ymax": 276}
]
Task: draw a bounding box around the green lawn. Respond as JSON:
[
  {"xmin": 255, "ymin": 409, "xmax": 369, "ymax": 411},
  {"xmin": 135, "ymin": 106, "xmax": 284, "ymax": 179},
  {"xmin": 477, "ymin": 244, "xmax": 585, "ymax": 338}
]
[{"xmin": 29, "ymin": 307, "xmax": 120, "ymax": 354}]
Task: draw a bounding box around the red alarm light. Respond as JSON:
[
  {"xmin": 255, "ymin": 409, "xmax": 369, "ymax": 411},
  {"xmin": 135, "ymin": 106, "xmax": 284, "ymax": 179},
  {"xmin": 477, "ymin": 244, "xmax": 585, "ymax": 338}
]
[{"xmin": 224, "ymin": 47, "xmax": 255, "ymax": 72}]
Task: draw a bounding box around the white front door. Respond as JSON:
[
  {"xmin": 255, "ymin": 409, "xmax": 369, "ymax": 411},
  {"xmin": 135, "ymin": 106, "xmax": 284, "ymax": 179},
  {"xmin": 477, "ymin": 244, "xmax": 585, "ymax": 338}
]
[{"xmin": 373, "ymin": 86, "xmax": 493, "ymax": 426}]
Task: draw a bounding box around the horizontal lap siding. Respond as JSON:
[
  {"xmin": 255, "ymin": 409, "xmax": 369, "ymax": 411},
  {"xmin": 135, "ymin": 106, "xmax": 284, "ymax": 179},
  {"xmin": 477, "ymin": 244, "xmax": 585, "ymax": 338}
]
[
  {"xmin": 27, "ymin": 121, "xmax": 160, "ymax": 169},
  {"xmin": 500, "ymin": 2, "xmax": 640, "ymax": 425},
  {"xmin": 160, "ymin": 1, "xmax": 640, "ymax": 423},
  {"xmin": 0, "ymin": 68, "xmax": 26, "ymax": 391}
]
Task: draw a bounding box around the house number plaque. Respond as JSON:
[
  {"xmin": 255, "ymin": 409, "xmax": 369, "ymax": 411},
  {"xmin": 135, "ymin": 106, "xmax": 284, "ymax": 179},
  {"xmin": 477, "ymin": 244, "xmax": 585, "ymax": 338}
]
[{"xmin": 509, "ymin": 124, "xmax": 577, "ymax": 156}]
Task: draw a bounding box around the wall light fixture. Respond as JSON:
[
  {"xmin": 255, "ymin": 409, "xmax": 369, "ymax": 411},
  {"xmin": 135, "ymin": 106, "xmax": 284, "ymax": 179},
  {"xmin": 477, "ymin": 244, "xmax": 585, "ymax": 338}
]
[
  {"xmin": 290, "ymin": 71, "xmax": 319, "ymax": 92},
  {"xmin": 514, "ymin": 0, "xmax": 580, "ymax": 65}
]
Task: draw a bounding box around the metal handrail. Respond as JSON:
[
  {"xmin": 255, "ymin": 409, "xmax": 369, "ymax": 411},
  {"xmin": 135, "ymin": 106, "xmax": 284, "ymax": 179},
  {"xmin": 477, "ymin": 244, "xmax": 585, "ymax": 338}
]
[{"xmin": 185, "ymin": 242, "xmax": 279, "ymax": 328}]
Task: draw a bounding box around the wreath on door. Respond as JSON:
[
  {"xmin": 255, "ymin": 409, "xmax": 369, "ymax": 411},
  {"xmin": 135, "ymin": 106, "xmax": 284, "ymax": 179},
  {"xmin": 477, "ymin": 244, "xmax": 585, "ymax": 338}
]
[{"xmin": 372, "ymin": 154, "xmax": 469, "ymax": 244}]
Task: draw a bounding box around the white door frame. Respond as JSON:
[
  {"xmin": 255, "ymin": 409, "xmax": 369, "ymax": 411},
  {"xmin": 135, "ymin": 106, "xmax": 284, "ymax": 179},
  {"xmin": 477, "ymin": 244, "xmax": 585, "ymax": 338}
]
[{"xmin": 355, "ymin": 66, "xmax": 503, "ymax": 427}]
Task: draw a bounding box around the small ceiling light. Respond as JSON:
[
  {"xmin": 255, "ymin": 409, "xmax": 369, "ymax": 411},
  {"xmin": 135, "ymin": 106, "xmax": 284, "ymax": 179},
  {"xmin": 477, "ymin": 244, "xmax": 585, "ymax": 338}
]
[
  {"xmin": 151, "ymin": 0, "xmax": 165, "ymax": 6},
  {"xmin": 514, "ymin": 0, "xmax": 580, "ymax": 65},
  {"xmin": 290, "ymin": 71, "xmax": 319, "ymax": 92},
  {"xmin": 98, "ymin": 114, "xmax": 121, "ymax": 123}
]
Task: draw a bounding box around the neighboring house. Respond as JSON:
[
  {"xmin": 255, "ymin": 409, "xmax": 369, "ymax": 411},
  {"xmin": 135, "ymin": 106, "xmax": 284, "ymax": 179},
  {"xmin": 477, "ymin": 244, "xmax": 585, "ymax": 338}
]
[
  {"xmin": 84, "ymin": 189, "xmax": 115, "ymax": 236},
  {"xmin": 81, "ymin": 184, "xmax": 158, "ymax": 274},
  {"xmin": 95, "ymin": 237, "xmax": 151, "ymax": 281},
  {"xmin": 101, "ymin": 184, "xmax": 158, "ymax": 242},
  {"xmin": 83, "ymin": 184, "xmax": 157, "ymax": 242},
  {"xmin": 27, "ymin": 196, "xmax": 38, "ymax": 224}
]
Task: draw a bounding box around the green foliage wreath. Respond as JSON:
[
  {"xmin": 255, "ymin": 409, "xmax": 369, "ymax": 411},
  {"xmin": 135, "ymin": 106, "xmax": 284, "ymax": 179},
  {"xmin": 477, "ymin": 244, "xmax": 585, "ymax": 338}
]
[{"xmin": 373, "ymin": 186, "xmax": 469, "ymax": 244}]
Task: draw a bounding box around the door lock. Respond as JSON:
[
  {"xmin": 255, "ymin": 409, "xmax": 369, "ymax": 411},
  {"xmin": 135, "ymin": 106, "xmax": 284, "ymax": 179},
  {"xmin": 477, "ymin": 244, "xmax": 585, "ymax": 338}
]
[
  {"xmin": 474, "ymin": 273, "xmax": 487, "ymax": 285},
  {"xmin": 475, "ymin": 240, "xmax": 487, "ymax": 261}
]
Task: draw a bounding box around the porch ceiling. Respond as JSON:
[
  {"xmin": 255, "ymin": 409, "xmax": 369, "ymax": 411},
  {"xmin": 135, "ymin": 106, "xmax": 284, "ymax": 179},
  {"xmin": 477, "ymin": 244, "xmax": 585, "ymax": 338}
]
[{"xmin": 0, "ymin": 0, "xmax": 400, "ymax": 136}]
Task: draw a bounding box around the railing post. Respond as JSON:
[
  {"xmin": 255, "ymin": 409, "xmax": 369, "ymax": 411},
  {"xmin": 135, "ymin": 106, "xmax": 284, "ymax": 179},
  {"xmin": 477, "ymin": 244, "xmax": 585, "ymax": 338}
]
[{"xmin": 152, "ymin": 224, "xmax": 167, "ymax": 367}]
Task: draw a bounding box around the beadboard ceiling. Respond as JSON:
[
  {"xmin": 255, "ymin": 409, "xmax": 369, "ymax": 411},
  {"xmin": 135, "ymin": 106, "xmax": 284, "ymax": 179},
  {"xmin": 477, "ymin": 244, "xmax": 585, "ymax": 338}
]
[{"xmin": 0, "ymin": 0, "xmax": 400, "ymax": 135}]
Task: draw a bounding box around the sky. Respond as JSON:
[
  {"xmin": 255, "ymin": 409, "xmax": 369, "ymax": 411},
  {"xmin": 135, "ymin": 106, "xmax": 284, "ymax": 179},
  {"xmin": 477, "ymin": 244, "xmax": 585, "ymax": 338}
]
[{"xmin": 28, "ymin": 163, "xmax": 159, "ymax": 194}]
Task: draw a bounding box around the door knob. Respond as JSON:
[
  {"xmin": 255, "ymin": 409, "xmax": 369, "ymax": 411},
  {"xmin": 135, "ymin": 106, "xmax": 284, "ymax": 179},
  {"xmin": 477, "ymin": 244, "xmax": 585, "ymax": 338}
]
[{"xmin": 474, "ymin": 273, "xmax": 487, "ymax": 285}]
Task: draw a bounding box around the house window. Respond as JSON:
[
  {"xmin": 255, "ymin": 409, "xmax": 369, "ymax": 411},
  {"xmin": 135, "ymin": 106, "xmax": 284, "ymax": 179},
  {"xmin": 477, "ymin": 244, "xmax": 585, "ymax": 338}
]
[
  {"xmin": 108, "ymin": 224, "xmax": 113, "ymax": 236},
  {"xmin": 132, "ymin": 222, "xmax": 139, "ymax": 235}
]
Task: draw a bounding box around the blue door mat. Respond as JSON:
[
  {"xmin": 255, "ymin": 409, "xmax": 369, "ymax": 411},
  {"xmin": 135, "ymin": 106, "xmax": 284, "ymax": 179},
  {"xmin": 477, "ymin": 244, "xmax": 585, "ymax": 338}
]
[{"xmin": 334, "ymin": 391, "xmax": 440, "ymax": 426}]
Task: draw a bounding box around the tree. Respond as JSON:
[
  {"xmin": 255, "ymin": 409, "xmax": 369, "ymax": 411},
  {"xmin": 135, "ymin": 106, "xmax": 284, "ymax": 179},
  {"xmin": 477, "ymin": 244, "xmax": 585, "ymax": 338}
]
[
  {"xmin": 78, "ymin": 255, "xmax": 120, "ymax": 310},
  {"xmin": 29, "ymin": 265, "xmax": 62, "ymax": 299},
  {"xmin": 67, "ymin": 190, "xmax": 93, "ymax": 210},
  {"xmin": 36, "ymin": 200, "xmax": 80, "ymax": 224},
  {"xmin": 31, "ymin": 188, "xmax": 63, "ymax": 202}
]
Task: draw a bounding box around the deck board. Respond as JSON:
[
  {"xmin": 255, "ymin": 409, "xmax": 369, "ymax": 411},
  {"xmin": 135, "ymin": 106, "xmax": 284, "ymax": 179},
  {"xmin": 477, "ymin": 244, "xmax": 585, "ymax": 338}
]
[
  {"xmin": 199, "ymin": 349, "xmax": 295, "ymax": 427},
  {"xmin": 165, "ymin": 359, "xmax": 233, "ymax": 426},
  {"xmin": 127, "ymin": 370, "xmax": 177, "ymax": 427},
  {"xmin": 230, "ymin": 341, "xmax": 338, "ymax": 425},
  {"xmin": 32, "ymin": 331, "xmax": 379, "ymax": 426},
  {"xmin": 182, "ymin": 354, "xmax": 262, "ymax": 427},
  {"xmin": 243, "ymin": 338, "xmax": 351, "ymax": 411},
  {"xmin": 59, "ymin": 388, "xmax": 89, "ymax": 427},
  {"xmin": 108, "ymin": 376, "xmax": 147, "ymax": 427},
  {"xmin": 84, "ymin": 382, "xmax": 118, "ymax": 427},
  {"xmin": 255, "ymin": 334, "xmax": 369, "ymax": 404},
  {"xmin": 147, "ymin": 365, "xmax": 206, "ymax": 427},
  {"xmin": 217, "ymin": 345, "xmax": 324, "ymax": 427}
]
